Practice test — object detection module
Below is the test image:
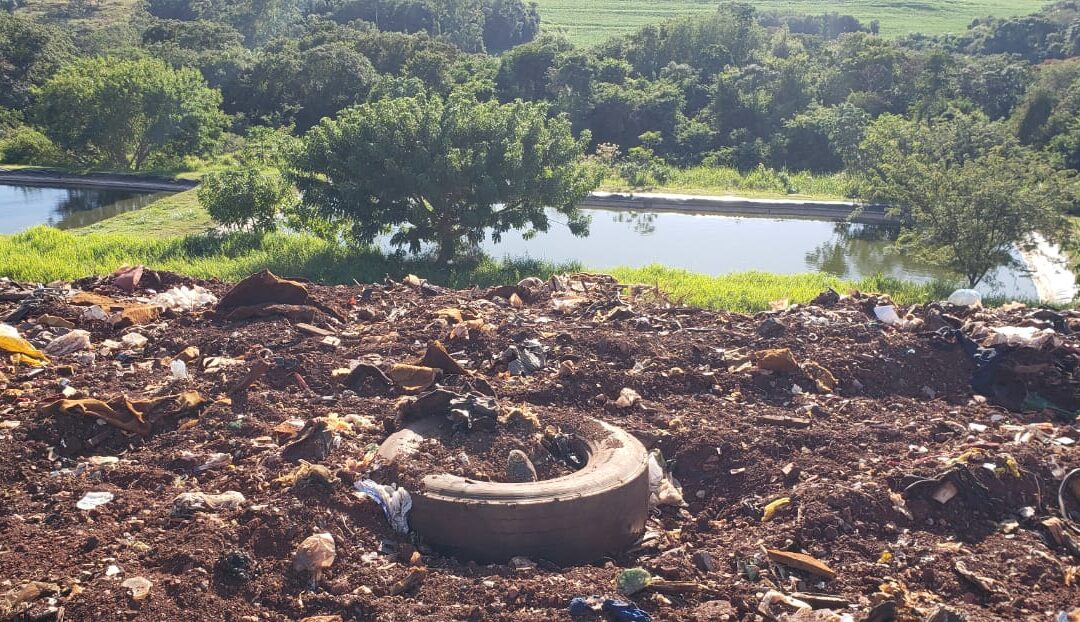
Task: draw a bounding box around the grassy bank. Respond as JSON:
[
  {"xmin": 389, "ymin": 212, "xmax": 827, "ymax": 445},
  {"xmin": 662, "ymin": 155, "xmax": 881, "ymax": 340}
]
[
  {"xmin": 73, "ymin": 190, "xmax": 215, "ymax": 238},
  {"xmin": 601, "ymin": 165, "xmax": 853, "ymax": 200},
  {"xmin": 0, "ymin": 225, "xmax": 968, "ymax": 312}
]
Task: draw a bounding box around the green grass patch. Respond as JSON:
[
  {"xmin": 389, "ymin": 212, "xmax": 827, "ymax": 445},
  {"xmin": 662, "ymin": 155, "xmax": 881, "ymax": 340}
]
[
  {"xmin": 0, "ymin": 226, "xmax": 581, "ymax": 290},
  {"xmin": 535, "ymin": 0, "xmax": 1044, "ymax": 46},
  {"xmin": 0, "ymin": 225, "xmax": 977, "ymax": 313},
  {"xmin": 73, "ymin": 189, "xmax": 215, "ymax": 238},
  {"xmin": 602, "ymin": 165, "xmax": 853, "ymax": 200},
  {"xmin": 606, "ymin": 264, "xmax": 959, "ymax": 310}
]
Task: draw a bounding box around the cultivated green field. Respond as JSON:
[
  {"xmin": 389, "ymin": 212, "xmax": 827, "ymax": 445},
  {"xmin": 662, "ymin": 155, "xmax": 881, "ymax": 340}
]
[
  {"xmin": 18, "ymin": 0, "xmax": 1046, "ymax": 46},
  {"xmin": 534, "ymin": 0, "xmax": 1045, "ymax": 45}
]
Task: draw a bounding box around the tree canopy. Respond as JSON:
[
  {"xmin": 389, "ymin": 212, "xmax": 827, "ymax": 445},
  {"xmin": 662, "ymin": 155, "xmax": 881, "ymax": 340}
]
[
  {"xmin": 291, "ymin": 92, "xmax": 600, "ymax": 261},
  {"xmin": 33, "ymin": 57, "xmax": 228, "ymax": 169},
  {"xmin": 861, "ymin": 113, "xmax": 1075, "ymax": 286}
]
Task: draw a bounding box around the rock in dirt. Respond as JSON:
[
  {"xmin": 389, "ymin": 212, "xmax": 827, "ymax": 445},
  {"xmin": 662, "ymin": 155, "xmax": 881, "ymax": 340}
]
[
  {"xmin": 506, "ymin": 450, "xmax": 538, "ymax": 483},
  {"xmin": 45, "ymin": 330, "xmax": 91, "ymax": 356},
  {"xmin": 689, "ymin": 600, "xmax": 736, "ymax": 621},
  {"xmin": 293, "ymin": 533, "xmax": 336, "ymax": 581},
  {"xmin": 755, "ymin": 348, "xmax": 800, "ymax": 373}
]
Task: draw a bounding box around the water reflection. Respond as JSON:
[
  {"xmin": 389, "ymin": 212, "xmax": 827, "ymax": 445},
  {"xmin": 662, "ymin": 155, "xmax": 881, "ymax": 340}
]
[
  {"xmin": 478, "ymin": 208, "xmax": 1038, "ymax": 299},
  {"xmin": 0, "ymin": 184, "xmax": 170, "ymax": 233}
]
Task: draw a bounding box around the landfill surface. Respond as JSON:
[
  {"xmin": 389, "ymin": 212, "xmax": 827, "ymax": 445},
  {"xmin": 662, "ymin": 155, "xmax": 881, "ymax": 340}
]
[{"xmin": 0, "ymin": 268, "xmax": 1078, "ymax": 622}]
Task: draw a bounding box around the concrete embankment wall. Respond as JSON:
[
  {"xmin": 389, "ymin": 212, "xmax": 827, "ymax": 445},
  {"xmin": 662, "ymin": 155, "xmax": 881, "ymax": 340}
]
[
  {"xmin": 0, "ymin": 168, "xmax": 197, "ymax": 193},
  {"xmin": 583, "ymin": 191, "xmax": 895, "ymax": 225}
]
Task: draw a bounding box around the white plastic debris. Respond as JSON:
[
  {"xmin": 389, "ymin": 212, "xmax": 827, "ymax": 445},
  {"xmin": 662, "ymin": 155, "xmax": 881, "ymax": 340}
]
[
  {"xmin": 0, "ymin": 323, "xmax": 19, "ymax": 338},
  {"xmin": 76, "ymin": 491, "xmax": 114, "ymax": 510},
  {"xmin": 647, "ymin": 450, "xmax": 685, "ymax": 508},
  {"xmin": 45, "ymin": 330, "xmax": 91, "ymax": 356},
  {"xmin": 947, "ymin": 289, "xmax": 983, "ymax": 307},
  {"xmin": 355, "ymin": 479, "xmax": 413, "ymax": 534},
  {"xmin": 122, "ymin": 576, "xmax": 152, "ymax": 601},
  {"xmin": 874, "ymin": 305, "xmax": 901, "ymax": 326},
  {"xmin": 192, "ymin": 452, "xmax": 232, "ymax": 473},
  {"xmin": 614, "ymin": 387, "xmax": 641, "ymax": 409},
  {"xmin": 984, "ymin": 326, "xmax": 1058, "ymax": 349},
  {"xmin": 170, "ymin": 491, "xmax": 246, "ymax": 516},
  {"xmin": 150, "ymin": 285, "xmax": 218, "ymax": 312},
  {"xmin": 170, "ymin": 359, "xmax": 189, "ymax": 380},
  {"xmin": 121, "ymin": 333, "xmax": 148, "ymax": 349}
]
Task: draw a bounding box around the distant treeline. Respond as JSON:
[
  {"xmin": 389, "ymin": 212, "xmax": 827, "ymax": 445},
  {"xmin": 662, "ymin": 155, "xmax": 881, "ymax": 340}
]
[{"xmin": 5, "ymin": 0, "xmax": 1080, "ymax": 179}]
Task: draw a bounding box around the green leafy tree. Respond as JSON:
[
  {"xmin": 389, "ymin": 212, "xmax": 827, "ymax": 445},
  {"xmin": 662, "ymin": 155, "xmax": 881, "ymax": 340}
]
[
  {"xmin": 33, "ymin": 57, "xmax": 227, "ymax": 170},
  {"xmin": 292, "ymin": 92, "xmax": 601, "ymax": 262},
  {"xmin": 862, "ymin": 113, "xmax": 1074, "ymax": 287},
  {"xmin": 199, "ymin": 167, "xmax": 298, "ymax": 231},
  {"xmin": 0, "ymin": 14, "xmax": 73, "ymax": 110}
]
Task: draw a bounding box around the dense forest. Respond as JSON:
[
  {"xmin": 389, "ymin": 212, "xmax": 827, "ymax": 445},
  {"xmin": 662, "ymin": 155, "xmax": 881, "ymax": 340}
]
[
  {"xmin": 2, "ymin": 0, "xmax": 1080, "ymax": 283},
  {"xmin": 5, "ymin": 0, "xmax": 1080, "ymax": 179}
]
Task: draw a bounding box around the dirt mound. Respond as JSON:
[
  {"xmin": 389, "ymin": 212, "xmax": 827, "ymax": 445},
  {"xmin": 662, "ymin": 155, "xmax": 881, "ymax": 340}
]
[{"xmin": 0, "ymin": 272, "xmax": 1077, "ymax": 621}]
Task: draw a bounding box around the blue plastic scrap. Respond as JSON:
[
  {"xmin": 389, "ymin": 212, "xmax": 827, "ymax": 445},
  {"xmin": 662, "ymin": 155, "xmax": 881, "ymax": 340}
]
[{"xmin": 568, "ymin": 596, "xmax": 652, "ymax": 622}]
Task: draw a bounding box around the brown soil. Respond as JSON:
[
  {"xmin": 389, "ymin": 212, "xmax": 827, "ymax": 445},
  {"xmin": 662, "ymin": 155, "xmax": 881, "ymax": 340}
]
[{"xmin": 0, "ymin": 272, "xmax": 1077, "ymax": 622}]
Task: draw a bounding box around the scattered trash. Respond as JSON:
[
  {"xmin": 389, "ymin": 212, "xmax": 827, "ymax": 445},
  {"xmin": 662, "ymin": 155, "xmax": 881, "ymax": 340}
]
[
  {"xmin": 765, "ymin": 549, "xmax": 837, "ymax": 580},
  {"xmin": 122, "ymin": 576, "xmax": 152, "ymax": 602},
  {"xmin": 388, "ymin": 567, "xmax": 428, "ymax": 595},
  {"xmin": 499, "ymin": 340, "xmax": 547, "ymax": 376},
  {"xmin": 44, "ymin": 329, "xmax": 91, "ymax": 356},
  {"xmin": 874, "ymin": 305, "xmax": 902, "ymax": 326},
  {"xmin": 170, "ymin": 359, "xmax": 189, "ymax": 380},
  {"xmin": 616, "ymin": 568, "xmax": 653, "ymax": 596},
  {"xmin": 569, "ymin": 596, "xmax": 652, "ymax": 622},
  {"xmin": 356, "ymin": 479, "xmax": 412, "ymax": 534},
  {"xmin": 293, "ymin": 532, "xmax": 336, "ymax": 581},
  {"xmin": 76, "ymin": 491, "xmax": 114, "ymax": 510},
  {"xmin": 647, "ymin": 450, "xmax": 685, "ymax": 507},
  {"xmin": 615, "ymin": 387, "xmax": 641, "ymax": 409},
  {"xmin": 151, "ymin": 285, "xmax": 217, "ymax": 311},
  {"xmin": 388, "ymin": 364, "xmax": 440, "ymax": 392},
  {"xmin": 216, "ymin": 551, "xmax": 257, "ymax": 583},
  {"xmin": 0, "ymin": 323, "xmax": 48, "ymax": 366},
  {"xmin": 171, "ymin": 491, "xmax": 246, "ymax": 516},
  {"xmin": 759, "ymin": 590, "xmax": 812, "ymax": 618},
  {"xmin": 762, "ymin": 497, "xmax": 792, "ymax": 522}
]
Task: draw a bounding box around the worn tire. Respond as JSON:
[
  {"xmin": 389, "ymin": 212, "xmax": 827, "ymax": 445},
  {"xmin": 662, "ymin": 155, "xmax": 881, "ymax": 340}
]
[{"xmin": 376, "ymin": 417, "xmax": 650, "ymax": 564}]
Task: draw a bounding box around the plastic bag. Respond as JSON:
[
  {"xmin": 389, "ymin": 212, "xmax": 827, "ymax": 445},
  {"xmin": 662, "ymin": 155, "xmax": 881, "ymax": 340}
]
[
  {"xmin": 647, "ymin": 450, "xmax": 685, "ymax": 508},
  {"xmin": 151, "ymin": 286, "xmax": 218, "ymax": 312},
  {"xmin": 0, "ymin": 323, "xmax": 48, "ymax": 366},
  {"xmin": 873, "ymin": 306, "xmax": 901, "ymax": 326},
  {"xmin": 947, "ymin": 289, "xmax": 982, "ymax": 307},
  {"xmin": 355, "ymin": 479, "xmax": 413, "ymax": 534}
]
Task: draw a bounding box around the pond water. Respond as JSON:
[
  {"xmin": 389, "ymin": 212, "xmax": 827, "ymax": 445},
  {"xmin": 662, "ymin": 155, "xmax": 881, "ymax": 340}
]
[
  {"xmin": 1, "ymin": 183, "xmax": 1038, "ymax": 299},
  {"xmin": 0, "ymin": 183, "xmax": 171, "ymax": 233},
  {"xmin": 474, "ymin": 208, "xmax": 1038, "ymax": 299}
]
